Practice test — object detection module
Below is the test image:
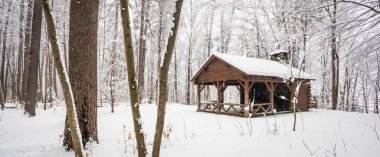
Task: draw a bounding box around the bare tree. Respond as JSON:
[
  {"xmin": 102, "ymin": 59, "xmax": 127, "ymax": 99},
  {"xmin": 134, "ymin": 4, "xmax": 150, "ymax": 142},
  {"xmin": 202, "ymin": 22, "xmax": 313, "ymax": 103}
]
[
  {"xmin": 63, "ymin": 0, "xmax": 99, "ymax": 150},
  {"xmin": 21, "ymin": 0, "xmax": 33, "ymax": 103},
  {"xmin": 40, "ymin": 0, "xmax": 84, "ymax": 156},
  {"xmin": 119, "ymin": 0, "xmax": 147, "ymax": 156},
  {"xmin": 137, "ymin": 0, "xmax": 148, "ymax": 103},
  {"xmin": 1, "ymin": 1, "xmax": 12, "ymax": 103},
  {"xmin": 16, "ymin": 0, "xmax": 25, "ymax": 102},
  {"xmin": 24, "ymin": 0, "xmax": 43, "ymax": 116},
  {"xmin": 152, "ymin": 0, "xmax": 183, "ymax": 156}
]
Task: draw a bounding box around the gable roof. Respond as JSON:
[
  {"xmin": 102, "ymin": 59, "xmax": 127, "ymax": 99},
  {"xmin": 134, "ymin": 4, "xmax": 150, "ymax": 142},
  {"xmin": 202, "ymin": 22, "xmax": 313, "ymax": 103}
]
[{"xmin": 192, "ymin": 53, "xmax": 312, "ymax": 81}]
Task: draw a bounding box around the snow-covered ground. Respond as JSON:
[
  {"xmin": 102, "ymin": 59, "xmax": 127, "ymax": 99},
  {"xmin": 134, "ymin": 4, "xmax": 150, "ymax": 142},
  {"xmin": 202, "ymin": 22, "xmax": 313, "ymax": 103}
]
[{"xmin": 1, "ymin": 103, "xmax": 379, "ymax": 157}]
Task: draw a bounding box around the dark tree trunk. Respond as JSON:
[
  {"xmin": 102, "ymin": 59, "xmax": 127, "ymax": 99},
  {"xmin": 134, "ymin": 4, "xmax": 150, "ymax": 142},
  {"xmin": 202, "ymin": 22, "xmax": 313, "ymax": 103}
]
[
  {"xmin": 17, "ymin": 0, "xmax": 26, "ymax": 102},
  {"xmin": 63, "ymin": 0, "xmax": 99, "ymax": 150},
  {"xmin": 375, "ymin": 54, "xmax": 380, "ymax": 114},
  {"xmin": 0, "ymin": 81, "xmax": 4, "ymax": 110},
  {"xmin": 22, "ymin": 0, "xmax": 33, "ymax": 103},
  {"xmin": 137, "ymin": 0, "xmax": 147, "ymax": 103},
  {"xmin": 331, "ymin": 0, "xmax": 339, "ymax": 110},
  {"xmin": 174, "ymin": 50, "xmax": 178, "ymax": 103},
  {"xmin": 24, "ymin": 0, "xmax": 43, "ymax": 117}
]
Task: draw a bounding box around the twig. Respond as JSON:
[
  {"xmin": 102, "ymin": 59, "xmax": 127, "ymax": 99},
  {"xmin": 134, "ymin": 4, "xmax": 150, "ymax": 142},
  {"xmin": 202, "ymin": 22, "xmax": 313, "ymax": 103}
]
[
  {"xmin": 283, "ymin": 119, "xmax": 287, "ymax": 136},
  {"xmin": 265, "ymin": 118, "xmax": 270, "ymax": 134},
  {"xmin": 302, "ymin": 139, "xmax": 320, "ymax": 156},
  {"xmin": 274, "ymin": 114, "xmax": 278, "ymax": 135},
  {"xmin": 297, "ymin": 108, "xmax": 305, "ymax": 130},
  {"xmin": 288, "ymin": 135, "xmax": 292, "ymax": 149},
  {"xmin": 123, "ymin": 125, "xmax": 127, "ymax": 155},
  {"xmin": 217, "ymin": 115, "xmax": 222, "ymax": 134},
  {"xmin": 232, "ymin": 118, "xmax": 245, "ymax": 136},
  {"xmin": 374, "ymin": 120, "xmax": 379, "ymax": 141},
  {"xmin": 180, "ymin": 115, "xmax": 188, "ymax": 139},
  {"xmin": 332, "ymin": 143, "xmax": 337, "ymax": 157},
  {"xmin": 338, "ymin": 121, "xmax": 347, "ymax": 152},
  {"xmin": 0, "ymin": 137, "xmax": 15, "ymax": 145},
  {"xmin": 0, "ymin": 109, "xmax": 4, "ymax": 122}
]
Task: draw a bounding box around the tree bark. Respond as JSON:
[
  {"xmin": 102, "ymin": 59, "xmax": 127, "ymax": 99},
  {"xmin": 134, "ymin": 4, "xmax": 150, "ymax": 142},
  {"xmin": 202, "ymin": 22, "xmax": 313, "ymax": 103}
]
[
  {"xmin": 110, "ymin": 2, "xmax": 119, "ymax": 113},
  {"xmin": 119, "ymin": 0, "xmax": 147, "ymax": 156},
  {"xmin": 22, "ymin": 0, "xmax": 33, "ymax": 103},
  {"xmin": 137, "ymin": 0, "xmax": 147, "ymax": 103},
  {"xmin": 375, "ymin": 54, "xmax": 379, "ymax": 114},
  {"xmin": 24, "ymin": 0, "xmax": 43, "ymax": 117},
  {"xmin": 40, "ymin": 1, "xmax": 84, "ymax": 156},
  {"xmin": 63, "ymin": 0, "xmax": 99, "ymax": 150},
  {"xmin": 1, "ymin": 1, "xmax": 12, "ymax": 103},
  {"xmin": 331, "ymin": 0, "xmax": 339, "ymax": 110},
  {"xmin": 152, "ymin": 0, "xmax": 183, "ymax": 156},
  {"xmin": 17, "ymin": 0, "xmax": 25, "ymax": 102},
  {"xmin": 0, "ymin": 78, "xmax": 4, "ymax": 110}
]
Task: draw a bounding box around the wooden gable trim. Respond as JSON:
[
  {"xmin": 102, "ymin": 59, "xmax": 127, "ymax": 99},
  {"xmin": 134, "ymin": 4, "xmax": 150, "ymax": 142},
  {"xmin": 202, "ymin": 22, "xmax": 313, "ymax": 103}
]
[{"xmin": 191, "ymin": 54, "xmax": 249, "ymax": 83}]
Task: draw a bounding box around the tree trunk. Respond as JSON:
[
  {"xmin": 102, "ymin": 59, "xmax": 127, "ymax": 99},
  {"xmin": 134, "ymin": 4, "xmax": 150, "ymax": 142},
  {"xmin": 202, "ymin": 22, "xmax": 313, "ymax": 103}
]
[
  {"xmin": 63, "ymin": 0, "xmax": 99, "ymax": 150},
  {"xmin": 17, "ymin": 0, "xmax": 26, "ymax": 102},
  {"xmin": 110, "ymin": 2, "xmax": 119, "ymax": 113},
  {"xmin": 331, "ymin": 0, "xmax": 339, "ymax": 110},
  {"xmin": 1, "ymin": 1, "xmax": 12, "ymax": 103},
  {"xmin": 119, "ymin": 0, "xmax": 147, "ymax": 156},
  {"xmin": 24, "ymin": 0, "xmax": 43, "ymax": 117},
  {"xmin": 0, "ymin": 80, "xmax": 4, "ymax": 110},
  {"xmin": 22, "ymin": 0, "xmax": 33, "ymax": 103},
  {"xmin": 152, "ymin": 0, "xmax": 183, "ymax": 156},
  {"xmin": 186, "ymin": 40, "xmax": 191, "ymax": 105},
  {"xmin": 40, "ymin": 1, "xmax": 84, "ymax": 156},
  {"xmin": 173, "ymin": 49, "xmax": 178, "ymax": 103},
  {"xmin": 137, "ymin": 0, "xmax": 147, "ymax": 103},
  {"xmin": 154, "ymin": 2, "xmax": 165, "ymax": 105},
  {"xmin": 375, "ymin": 54, "xmax": 380, "ymax": 114},
  {"xmin": 351, "ymin": 71, "xmax": 358, "ymax": 112}
]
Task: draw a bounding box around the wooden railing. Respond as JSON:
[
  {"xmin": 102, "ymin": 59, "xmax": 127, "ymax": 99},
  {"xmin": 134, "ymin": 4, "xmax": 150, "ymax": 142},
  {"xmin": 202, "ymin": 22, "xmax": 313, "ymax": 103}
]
[{"xmin": 198, "ymin": 100, "xmax": 275, "ymax": 117}]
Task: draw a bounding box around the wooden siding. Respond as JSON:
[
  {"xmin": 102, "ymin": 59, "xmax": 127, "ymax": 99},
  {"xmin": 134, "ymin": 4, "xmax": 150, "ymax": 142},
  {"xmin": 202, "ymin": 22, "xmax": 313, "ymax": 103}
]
[
  {"xmin": 296, "ymin": 80, "xmax": 311, "ymax": 111},
  {"xmin": 196, "ymin": 58, "xmax": 245, "ymax": 83}
]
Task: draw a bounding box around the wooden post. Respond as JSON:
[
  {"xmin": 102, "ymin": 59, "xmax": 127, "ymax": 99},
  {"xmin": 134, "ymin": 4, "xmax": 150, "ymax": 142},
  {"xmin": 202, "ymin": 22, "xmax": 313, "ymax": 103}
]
[
  {"xmin": 239, "ymin": 85, "xmax": 244, "ymax": 104},
  {"xmin": 244, "ymin": 80, "xmax": 249, "ymax": 118},
  {"xmin": 196, "ymin": 84, "xmax": 201, "ymax": 111},
  {"xmin": 270, "ymin": 82, "xmax": 274, "ymax": 112},
  {"xmin": 217, "ymin": 81, "xmax": 221, "ymax": 114}
]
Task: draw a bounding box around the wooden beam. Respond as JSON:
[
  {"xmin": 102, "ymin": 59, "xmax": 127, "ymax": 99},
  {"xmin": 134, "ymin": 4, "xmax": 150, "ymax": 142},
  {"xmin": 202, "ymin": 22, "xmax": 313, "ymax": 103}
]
[
  {"xmin": 265, "ymin": 82, "xmax": 272, "ymax": 91},
  {"xmin": 249, "ymin": 82, "xmax": 255, "ymax": 91},
  {"xmin": 236, "ymin": 85, "xmax": 241, "ymax": 91},
  {"xmin": 244, "ymin": 80, "xmax": 249, "ymax": 118},
  {"xmin": 197, "ymin": 84, "xmax": 201, "ymax": 111},
  {"xmin": 237, "ymin": 79, "xmax": 244, "ymax": 87},
  {"xmin": 217, "ymin": 81, "xmax": 221, "ymax": 114},
  {"xmin": 200, "ymin": 84, "xmax": 206, "ymax": 92},
  {"xmin": 270, "ymin": 82, "xmax": 274, "ymax": 111}
]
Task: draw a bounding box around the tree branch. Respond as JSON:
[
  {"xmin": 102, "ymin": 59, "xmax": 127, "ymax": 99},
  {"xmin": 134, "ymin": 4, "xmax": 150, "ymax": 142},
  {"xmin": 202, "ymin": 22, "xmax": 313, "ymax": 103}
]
[{"xmin": 340, "ymin": 0, "xmax": 380, "ymax": 14}]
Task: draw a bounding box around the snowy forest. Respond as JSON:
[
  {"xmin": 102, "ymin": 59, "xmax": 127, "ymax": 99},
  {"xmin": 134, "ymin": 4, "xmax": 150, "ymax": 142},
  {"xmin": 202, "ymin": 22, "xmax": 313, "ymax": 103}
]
[{"xmin": 0, "ymin": 0, "xmax": 380, "ymax": 157}]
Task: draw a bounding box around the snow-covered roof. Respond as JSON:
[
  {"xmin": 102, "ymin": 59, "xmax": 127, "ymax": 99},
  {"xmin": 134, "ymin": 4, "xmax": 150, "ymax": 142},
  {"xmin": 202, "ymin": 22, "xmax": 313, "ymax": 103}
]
[
  {"xmin": 211, "ymin": 52, "xmax": 312, "ymax": 79},
  {"xmin": 270, "ymin": 49, "xmax": 288, "ymax": 56}
]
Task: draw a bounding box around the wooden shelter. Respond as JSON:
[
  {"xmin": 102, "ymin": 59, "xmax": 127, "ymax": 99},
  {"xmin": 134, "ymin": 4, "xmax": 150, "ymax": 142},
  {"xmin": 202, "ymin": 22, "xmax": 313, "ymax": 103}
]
[{"xmin": 191, "ymin": 53, "xmax": 313, "ymax": 118}]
